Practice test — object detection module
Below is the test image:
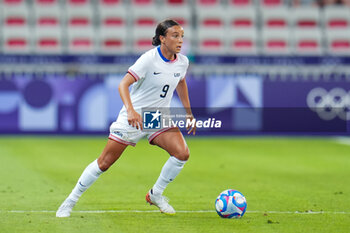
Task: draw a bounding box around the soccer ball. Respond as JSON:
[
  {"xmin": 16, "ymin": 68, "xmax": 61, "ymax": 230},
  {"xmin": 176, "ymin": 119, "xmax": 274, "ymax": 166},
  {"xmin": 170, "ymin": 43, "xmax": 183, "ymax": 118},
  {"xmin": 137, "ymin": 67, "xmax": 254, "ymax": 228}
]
[{"xmin": 215, "ymin": 189, "xmax": 247, "ymax": 219}]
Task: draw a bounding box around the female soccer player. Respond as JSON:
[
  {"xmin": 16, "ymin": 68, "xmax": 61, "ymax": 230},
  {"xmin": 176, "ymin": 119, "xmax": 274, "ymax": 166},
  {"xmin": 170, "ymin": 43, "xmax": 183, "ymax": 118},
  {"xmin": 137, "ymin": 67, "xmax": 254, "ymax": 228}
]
[{"xmin": 56, "ymin": 19, "xmax": 196, "ymax": 217}]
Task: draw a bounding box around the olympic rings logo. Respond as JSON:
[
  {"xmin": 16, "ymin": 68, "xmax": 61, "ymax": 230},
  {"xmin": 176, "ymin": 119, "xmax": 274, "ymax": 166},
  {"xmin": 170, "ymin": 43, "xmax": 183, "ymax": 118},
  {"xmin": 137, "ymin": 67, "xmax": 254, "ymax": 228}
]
[{"xmin": 306, "ymin": 87, "xmax": 350, "ymax": 121}]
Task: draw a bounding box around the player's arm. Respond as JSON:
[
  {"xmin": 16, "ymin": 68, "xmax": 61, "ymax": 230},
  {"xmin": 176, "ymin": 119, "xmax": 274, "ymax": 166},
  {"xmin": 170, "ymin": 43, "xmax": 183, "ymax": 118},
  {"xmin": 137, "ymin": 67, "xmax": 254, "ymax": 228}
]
[
  {"xmin": 118, "ymin": 73, "xmax": 143, "ymax": 130},
  {"xmin": 176, "ymin": 78, "xmax": 196, "ymax": 135}
]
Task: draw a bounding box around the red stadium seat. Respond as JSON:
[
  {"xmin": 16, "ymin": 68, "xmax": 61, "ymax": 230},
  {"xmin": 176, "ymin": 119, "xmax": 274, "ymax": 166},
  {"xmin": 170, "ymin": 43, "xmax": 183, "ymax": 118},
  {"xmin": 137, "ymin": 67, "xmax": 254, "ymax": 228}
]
[
  {"xmin": 98, "ymin": 0, "xmax": 126, "ymax": 29},
  {"xmin": 292, "ymin": 28, "xmax": 323, "ymax": 55},
  {"xmin": 98, "ymin": 28, "xmax": 128, "ymax": 54},
  {"xmin": 100, "ymin": 0, "xmax": 122, "ymax": 5},
  {"xmin": 68, "ymin": 0, "xmax": 88, "ymax": 5},
  {"xmin": 34, "ymin": 1, "xmax": 61, "ymax": 28},
  {"xmin": 3, "ymin": 27, "xmax": 31, "ymax": 54},
  {"xmin": 261, "ymin": 0, "xmax": 284, "ymax": 7},
  {"xmin": 326, "ymin": 30, "xmax": 350, "ymax": 55},
  {"xmin": 227, "ymin": 7, "xmax": 256, "ymax": 29},
  {"xmin": 196, "ymin": 0, "xmax": 220, "ymax": 6},
  {"xmin": 131, "ymin": 0, "xmax": 154, "ymax": 6},
  {"xmin": 262, "ymin": 28, "xmax": 290, "ymax": 55},
  {"xmin": 131, "ymin": 5, "xmax": 159, "ymax": 29},
  {"xmin": 165, "ymin": 0, "xmax": 187, "ymax": 6},
  {"xmin": 197, "ymin": 8, "xmax": 225, "ymax": 29},
  {"xmin": 227, "ymin": 28, "xmax": 258, "ymax": 55},
  {"xmin": 324, "ymin": 6, "xmax": 350, "ymax": 29},
  {"xmin": 291, "ymin": 7, "xmax": 320, "ymax": 29},
  {"xmin": 3, "ymin": 0, "xmax": 25, "ymax": 5},
  {"xmin": 2, "ymin": 4, "xmax": 29, "ymax": 28},
  {"xmin": 101, "ymin": 17, "xmax": 126, "ymax": 28},
  {"xmin": 197, "ymin": 28, "xmax": 225, "ymax": 54},
  {"xmin": 34, "ymin": 28, "xmax": 63, "ymax": 54},
  {"xmin": 5, "ymin": 17, "xmax": 26, "ymax": 26},
  {"xmin": 35, "ymin": 0, "xmax": 58, "ymax": 5},
  {"xmin": 262, "ymin": 7, "xmax": 289, "ymax": 28},
  {"xmin": 37, "ymin": 17, "xmax": 59, "ymax": 26},
  {"xmin": 229, "ymin": 0, "xmax": 253, "ymax": 7},
  {"xmin": 67, "ymin": 27, "xmax": 96, "ymax": 54},
  {"xmin": 131, "ymin": 28, "xmax": 154, "ymax": 54},
  {"xmin": 65, "ymin": 0, "xmax": 93, "ymax": 28}
]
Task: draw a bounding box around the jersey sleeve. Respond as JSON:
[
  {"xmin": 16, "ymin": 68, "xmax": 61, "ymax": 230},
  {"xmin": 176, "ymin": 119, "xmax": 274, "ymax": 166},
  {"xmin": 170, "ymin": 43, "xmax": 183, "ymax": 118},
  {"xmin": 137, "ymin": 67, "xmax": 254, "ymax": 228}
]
[
  {"xmin": 128, "ymin": 53, "xmax": 150, "ymax": 82},
  {"xmin": 180, "ymin": 56, "xmax": 190, "ymax": 80}
]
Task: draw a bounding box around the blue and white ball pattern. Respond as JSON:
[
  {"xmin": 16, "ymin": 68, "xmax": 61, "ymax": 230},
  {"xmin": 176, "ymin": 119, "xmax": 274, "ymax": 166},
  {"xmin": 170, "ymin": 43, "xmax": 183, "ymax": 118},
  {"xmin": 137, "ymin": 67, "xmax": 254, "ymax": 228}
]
[{"xmin": 215, "ymin": 189, "xmax": 247, "ymax": 218}]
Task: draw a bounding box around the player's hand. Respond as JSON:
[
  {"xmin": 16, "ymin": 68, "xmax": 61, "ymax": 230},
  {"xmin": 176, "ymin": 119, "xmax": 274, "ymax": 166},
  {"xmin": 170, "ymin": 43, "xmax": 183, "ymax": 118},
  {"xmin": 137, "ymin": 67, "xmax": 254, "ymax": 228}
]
[
  {"xmin": 127, "ymin": 109, "xmax": 143, "ymax": 130},
  {"xmin": 186, "ymin": 114, "xmax": 196, "ymax": 135}
]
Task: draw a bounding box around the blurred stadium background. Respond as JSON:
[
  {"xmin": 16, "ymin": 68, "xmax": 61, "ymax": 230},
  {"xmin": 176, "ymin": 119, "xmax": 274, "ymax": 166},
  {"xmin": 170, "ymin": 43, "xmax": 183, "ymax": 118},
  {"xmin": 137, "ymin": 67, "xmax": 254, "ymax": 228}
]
[
  {"xmin": 1, "ymin": 1, "xmax": 350, "ymax": 232},
  {"xmin": 0, "ymin": 0, "xmax": 349, "ymax": 134}
]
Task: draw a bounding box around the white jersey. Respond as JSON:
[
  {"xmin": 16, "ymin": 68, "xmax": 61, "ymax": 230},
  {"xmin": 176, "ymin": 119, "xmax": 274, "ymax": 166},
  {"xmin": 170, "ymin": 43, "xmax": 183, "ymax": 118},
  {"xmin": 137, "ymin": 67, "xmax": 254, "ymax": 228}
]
[{"xmin": 117, "ymin": 46, "xmax": 189, "ymax": 121}]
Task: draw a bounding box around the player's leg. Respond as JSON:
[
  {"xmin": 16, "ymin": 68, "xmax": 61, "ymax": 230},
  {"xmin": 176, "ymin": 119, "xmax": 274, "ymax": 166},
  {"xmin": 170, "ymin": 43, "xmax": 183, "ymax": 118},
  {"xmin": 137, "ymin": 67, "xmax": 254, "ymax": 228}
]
[
  {"xmin": 146, "ymin": 128, "xmax": 189, "ymax": 214},
  {"xmin": 56, "ymin": 139, "xmax": 127, "ymax": 217},
  {"xmin": 151, "ymin": 127, "xmax": 189, "ymax": 195}
]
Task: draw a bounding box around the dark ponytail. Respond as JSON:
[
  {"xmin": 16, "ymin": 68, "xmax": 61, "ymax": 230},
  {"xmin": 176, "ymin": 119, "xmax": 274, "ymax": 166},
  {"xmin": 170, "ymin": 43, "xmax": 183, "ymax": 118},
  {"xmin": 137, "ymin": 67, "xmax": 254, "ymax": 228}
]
[{"xmin": 152, "ymin": 19, "xmax": 180, "ymax": 46}]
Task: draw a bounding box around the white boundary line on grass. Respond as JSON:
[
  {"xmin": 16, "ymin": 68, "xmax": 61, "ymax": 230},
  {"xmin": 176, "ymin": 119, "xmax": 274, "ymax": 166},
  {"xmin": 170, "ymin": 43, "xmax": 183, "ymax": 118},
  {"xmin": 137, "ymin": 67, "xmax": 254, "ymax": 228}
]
[
  {"xmin": 2, "ymin": 210, "xmax": 350, "ymax": 215},
  {"xmin": 335, "ymin": 137, "xmax": 350, "ymax": 146}
]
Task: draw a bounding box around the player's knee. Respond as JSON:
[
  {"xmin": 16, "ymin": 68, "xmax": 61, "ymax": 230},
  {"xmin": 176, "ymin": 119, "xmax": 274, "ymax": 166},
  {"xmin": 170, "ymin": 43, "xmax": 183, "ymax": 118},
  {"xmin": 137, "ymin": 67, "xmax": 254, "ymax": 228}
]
[{"xmin": 173, "ymin": 146, "xmax": 190, "ymax": 161}]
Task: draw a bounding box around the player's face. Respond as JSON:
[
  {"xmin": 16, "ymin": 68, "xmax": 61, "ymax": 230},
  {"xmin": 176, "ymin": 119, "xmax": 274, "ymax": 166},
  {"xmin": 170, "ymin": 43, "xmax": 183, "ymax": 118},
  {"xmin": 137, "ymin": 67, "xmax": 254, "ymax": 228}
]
[{"xmin": 162, "ymin": 25, "xmax": 184, "ymax": 54}]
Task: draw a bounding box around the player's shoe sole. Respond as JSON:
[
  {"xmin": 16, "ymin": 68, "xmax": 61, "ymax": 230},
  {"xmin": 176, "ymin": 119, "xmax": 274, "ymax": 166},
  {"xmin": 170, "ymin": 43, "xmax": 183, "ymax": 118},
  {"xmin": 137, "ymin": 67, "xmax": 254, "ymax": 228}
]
[{"xmin": 146, "ymin": 192, "xmax": 176, "ymax": 215}]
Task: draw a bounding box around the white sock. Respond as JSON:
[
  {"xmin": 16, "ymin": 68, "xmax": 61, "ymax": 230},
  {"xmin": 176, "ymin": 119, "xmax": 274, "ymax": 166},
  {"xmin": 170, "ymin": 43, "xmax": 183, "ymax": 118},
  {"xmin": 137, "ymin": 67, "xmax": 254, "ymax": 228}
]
[
  {"xmin": 152, "ymin": 156, "xmax": 187, "ymax": 196},
  {"xmin": 67, "ymin": 159, "xmax": 103, "ymax": 202}
]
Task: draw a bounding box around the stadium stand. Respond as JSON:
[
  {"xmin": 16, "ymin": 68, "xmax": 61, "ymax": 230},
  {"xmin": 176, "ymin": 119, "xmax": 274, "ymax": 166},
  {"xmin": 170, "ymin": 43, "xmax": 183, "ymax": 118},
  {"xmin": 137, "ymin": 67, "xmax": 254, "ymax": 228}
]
[{"xmin": 0, "ymin": 0, "xmax": 350, "ymax": 55}]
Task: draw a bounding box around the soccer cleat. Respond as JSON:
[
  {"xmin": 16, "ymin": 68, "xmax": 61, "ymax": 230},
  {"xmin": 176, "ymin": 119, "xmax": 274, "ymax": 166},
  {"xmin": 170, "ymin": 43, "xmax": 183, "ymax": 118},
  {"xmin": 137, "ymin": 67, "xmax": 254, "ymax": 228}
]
[
  {"xmin": 56, "ymin": 198, "xmax": 76, "ymax": 217},
  {"xmin": 145, "ymin": 189, "xmax": 176, "ymax": 215}
]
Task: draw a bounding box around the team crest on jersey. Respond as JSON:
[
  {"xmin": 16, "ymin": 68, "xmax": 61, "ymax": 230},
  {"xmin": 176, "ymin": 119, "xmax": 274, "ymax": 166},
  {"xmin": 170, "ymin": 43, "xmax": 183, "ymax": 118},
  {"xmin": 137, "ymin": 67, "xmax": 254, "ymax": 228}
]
[
  {"xmin": 174, "ymin": 73, "xmax": 181, "ymax": 78},
  {"xmin": 143, "ymin": 110, "xmax": 161, "ymax": 129}
]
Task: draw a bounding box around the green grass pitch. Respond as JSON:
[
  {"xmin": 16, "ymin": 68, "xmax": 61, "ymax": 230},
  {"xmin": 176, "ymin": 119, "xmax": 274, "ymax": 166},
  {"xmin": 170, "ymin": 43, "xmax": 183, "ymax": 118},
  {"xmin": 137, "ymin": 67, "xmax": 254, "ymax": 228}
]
[{"xmin": 0, "ymin": 136, "xmax": 350, "ymax": 233}]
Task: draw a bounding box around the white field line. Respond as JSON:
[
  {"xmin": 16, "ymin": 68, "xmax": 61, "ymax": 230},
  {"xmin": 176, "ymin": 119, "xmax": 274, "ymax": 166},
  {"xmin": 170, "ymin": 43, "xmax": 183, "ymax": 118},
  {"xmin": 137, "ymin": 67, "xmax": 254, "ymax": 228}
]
[
  {"xmin": 335, "ymin": 137, "xmax": 350, "ymax": 146},
  {"xmin": 1, "ymin": 210, "xmax": 350, "ymax": 215}
]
